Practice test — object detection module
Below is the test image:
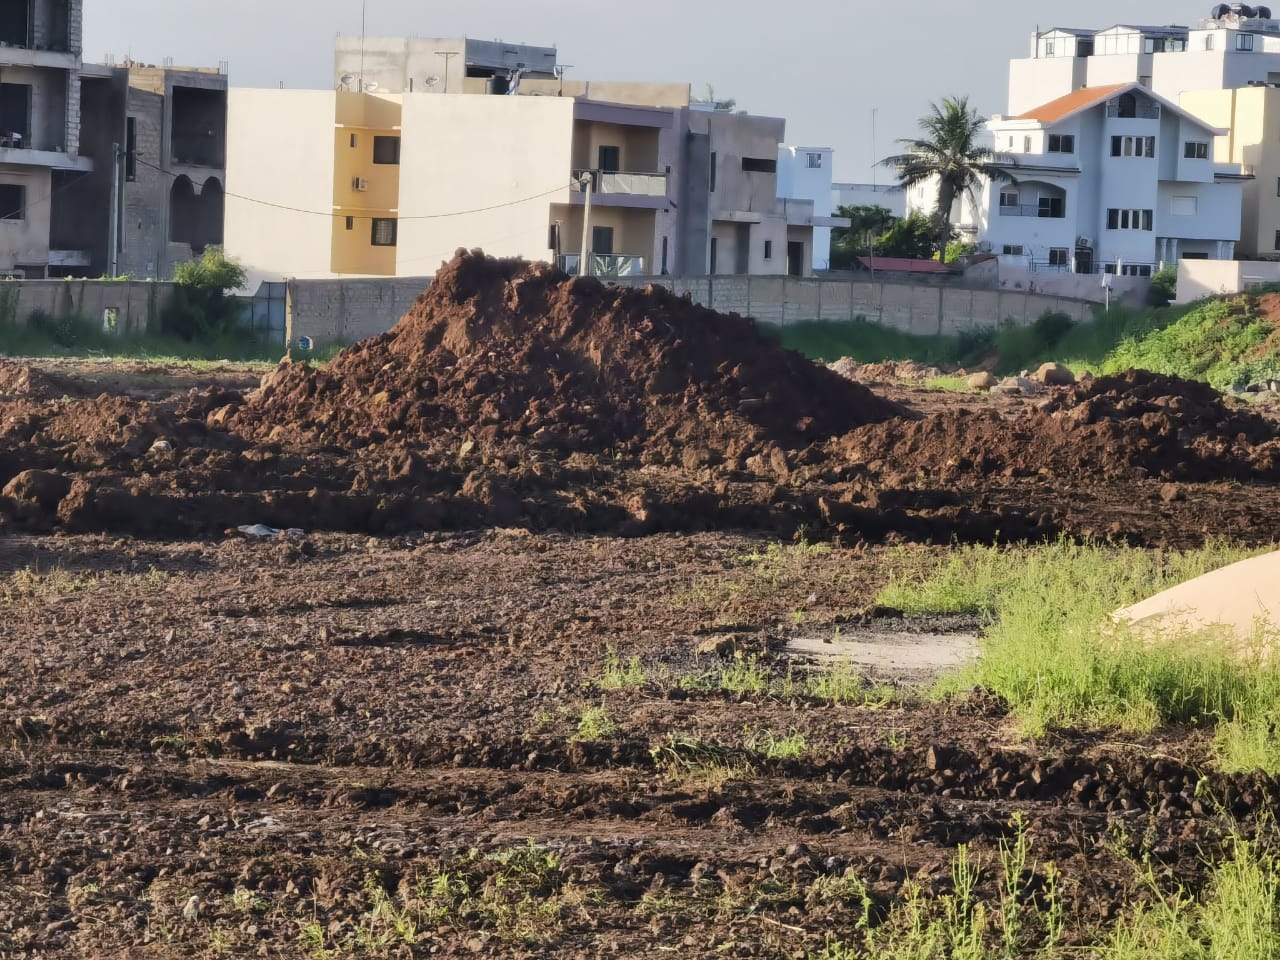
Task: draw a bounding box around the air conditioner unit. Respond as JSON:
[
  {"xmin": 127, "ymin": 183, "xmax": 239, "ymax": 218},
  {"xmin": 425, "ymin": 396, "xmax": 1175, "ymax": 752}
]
[
  {"xmin": 1076, "ymin": 236, "xmax": 1093, "ymax": 248},
  {"xmin": 352, "ymin": 176, "xmax": 369, "ymax": 192}
]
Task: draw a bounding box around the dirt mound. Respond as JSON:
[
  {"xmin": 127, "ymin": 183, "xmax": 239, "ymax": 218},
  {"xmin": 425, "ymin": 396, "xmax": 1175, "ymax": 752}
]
[
  {"xmin": 843, "ymin": 369, "xmax": 1280, "ymax": 485},
  {"xmin": 829, "ymin": 358, "xmax": 944, "ymax": 383},
  {"xmin": 0, "ymin": 360, "xmax": 81, "ymax": 400},
  {"xmin": 232, "ymin": 251, "xmax": 904, "ymax": 462}
]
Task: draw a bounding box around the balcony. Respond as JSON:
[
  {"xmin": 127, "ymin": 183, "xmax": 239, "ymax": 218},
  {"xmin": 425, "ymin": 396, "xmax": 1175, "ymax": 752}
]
[
  {"xmin": 571, "ymin": 168, "xmax": 668, "ymax": 207},
  {"xmin": 558, "ymin": 253, "xmax": 647, "ymax": 277},
  {"xmin": 0, "ymin": 142, "xmax": 91, "ymax": 171},
  {"xmin": 171, "ymin": 132, "xmax": 225, "ymax": 169},
  {"xmin": 998, "ymin": 203, "xmax": 1066, "ymax": 218},
  {"xmin": 0, "ymin": 44, "xmax": 75, "ymax": 70}
]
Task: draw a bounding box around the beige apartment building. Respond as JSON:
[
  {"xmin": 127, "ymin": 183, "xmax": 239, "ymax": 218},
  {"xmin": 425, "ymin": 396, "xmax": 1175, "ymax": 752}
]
[
  {"xmin": 225, "ymin": 36, "xmax": 835, "ymax": 287},
  {"xmin": 1180, "ymin": 85, "xmax": 1280, "ymax": 259}
]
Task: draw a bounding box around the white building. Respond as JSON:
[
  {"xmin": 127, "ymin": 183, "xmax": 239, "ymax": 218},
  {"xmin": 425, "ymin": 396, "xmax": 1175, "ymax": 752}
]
[
  {"xmin": 1009, "ymin": 12, "xmax": 1280, "ymax": 116},
  {"xmin": 777, "ymin": 146, "xmax": 840, "ymax": 270},
  {"xmin": 908, "ymin": 82, "xmax": 1246, "ymax": 275},
  {"xmin": 831, "ymin": 182, "xmax": 905, "ymax": 217}
]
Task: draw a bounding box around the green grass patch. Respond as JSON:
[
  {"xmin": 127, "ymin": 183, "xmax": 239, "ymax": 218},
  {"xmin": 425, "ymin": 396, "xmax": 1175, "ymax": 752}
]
[
  {"xmin": 910, "ymin": 540, "xmax": 1280, "ymax": 772},
  {"xmin": 772, "ymin": 318, "xmax": 994, "ymax": 366}
]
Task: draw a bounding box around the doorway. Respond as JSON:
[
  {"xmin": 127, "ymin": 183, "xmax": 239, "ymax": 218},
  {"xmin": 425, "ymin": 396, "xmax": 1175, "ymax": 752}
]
[
  {"xmin": 787, "ymin": 241, "xmax": 805, "ymax": 277},
  {"xmin": 1074, "ymin": 249, "xmax": 1094, "ymax": 274}
]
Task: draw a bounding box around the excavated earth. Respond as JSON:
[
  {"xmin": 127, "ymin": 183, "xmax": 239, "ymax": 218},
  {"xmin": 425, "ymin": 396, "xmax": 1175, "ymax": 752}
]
[{"xmin": 3, "ymin": 251, "xmax": 1280, "ymax": 955}]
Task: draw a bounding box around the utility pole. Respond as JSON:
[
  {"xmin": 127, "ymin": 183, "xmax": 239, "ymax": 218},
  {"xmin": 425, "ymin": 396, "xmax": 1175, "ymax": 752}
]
[
  {"xmin": 438, "ymin": 51, "xmax": 460, "ymax": 93},
  {"xmin": 108, "ymin": 142, "xmax": 122, "ymax": 277},
  {"xmin": 578, "ymin": 171, "xmax": 594, "ymax": 277}
]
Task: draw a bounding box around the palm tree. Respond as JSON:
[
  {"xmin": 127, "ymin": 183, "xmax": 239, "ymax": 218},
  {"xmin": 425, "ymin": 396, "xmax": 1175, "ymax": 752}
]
[{"xmin": 881, "ymin": 96, "xmax": 1015, "ymax": 256}]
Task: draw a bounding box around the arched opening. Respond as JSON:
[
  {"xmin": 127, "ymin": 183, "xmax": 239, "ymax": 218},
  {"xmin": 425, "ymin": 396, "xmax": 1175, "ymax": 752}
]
[
  {"xmin": 169, "ymin": 175, "xmax": 197, "ymax": 245},
  {"xmin": 1117, "ymin": 92, "xmax": 1137, "ymax": 118},
  {"xmin": 196, "ymin": 177, "xmax": 224, "ymax": 251}
]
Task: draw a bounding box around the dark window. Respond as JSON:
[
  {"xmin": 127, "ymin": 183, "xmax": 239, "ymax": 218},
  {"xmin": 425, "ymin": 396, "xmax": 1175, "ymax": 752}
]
[
  {"xmin": 1047, "ymin": 134, "xmax": 1074, "ymax": 153},
  {"xmin": 350, "ymin": 133, "xmax": 358, "ymax": 148},
  {"xmin": 1117, "ymin": 92, "xmax": 1137, "ymax": 118},
  {"xmin": 709, "ymin": 152, "xmax": 716, "ymax": 193},
  {"xmin": 741, "ymin": 157, "xmax": 777, "ymax": 173},
  {"xmin": 661, "ymin": 236, "xmax": 668, "ymax": 274},
  {"xmin": 1142, "ymin": 209, "xmax": 1153, "ymax": 231},
  {"xmin": 1111, "ymin": 136, "xmax": 1122, "ymax": 157},
  {"xmin": 345, "ymin": 216, "xmax": 354, "ymax": 230},
  {"xmin": 0, "ymin": 184, "xmax": 24, "ymax": 221},
  {"xmin": 1107, "ymin": 208, "xmax": 1120, "ymax": 229},
  {"xmin": 372, "ymin": 136, "xmax": 400, "ymax": 165},
  {"xmin": 1038, "ymin": 196, "xmax": 1064, "ymax": 218},
  {"xmin": 597, "ymin": 145, "xmax": 620, "ymax": 172},
  {"xmin": 0, "ymin": 84, "xmax": 31, "ymax": 144},
  {"xmin": 1276, "ymin": 176, "xmax": 1280, "ymax": 197},
  {"xmin": 125, "ymin": 117, "xmax": 137, "ymax": 181},
  {"xmin": 764, "ymin": 239, "xmax": 773, "ymax": 260},
  {"xmin": 1048, "ymin": 247, "xmax": 1069, "ymax": 266},
  {"xmin": 1274, "ymin": 229, "xmax": 1280, "ymax": 250},
  {"xmin": 710, "ymin": 236, "xmax": 718, "ymax": 273},
  {"xmin": 591, "ymin": 225, "xmax": 614, "ymax": 254},
  {"xmin": 1238, "ymin": 33, "xmax": 1255, "ymax": 51},
  {"xmin": 1145, "ymin": 136, "xmax": 1156, "ymax": 157},
  {"xmin": 0, "ymin": 3, "xmax": 28, "ymax": 47},
  {"xmin": 1001, "ymin": 244, "xmax": 1024, "ymax": 255},
  {"xmin": 1184, "ymin": 141, "xmax": 1209, "ymax": 159},
  {"xmin": 371, "ymin": 218, "xmax": 397, "ymax": 246},
  {"xmin": 999, "ymin": 191, "xmax": 1018, "ymax": 207}
]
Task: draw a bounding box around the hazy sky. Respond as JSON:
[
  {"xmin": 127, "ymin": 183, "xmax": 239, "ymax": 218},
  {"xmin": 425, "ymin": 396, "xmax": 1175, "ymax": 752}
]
[{"xmin": 87, "ymin": 1, "xmax": 1201, "ymax": 181}]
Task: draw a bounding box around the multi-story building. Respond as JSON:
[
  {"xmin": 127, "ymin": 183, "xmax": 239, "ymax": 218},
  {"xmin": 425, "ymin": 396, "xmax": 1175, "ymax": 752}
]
[
  {"xmin": 1009, "ymin": 11, "xmax": 1280, "ymax": 115},
  {"xmin": 777, "ymin": 146, "xmax": 838, "ymax": 271},
  {"xmin": 227, "ymin": 39, "xmax": 832, "ymax": 286},
  {"xmin": 0, "ymin": 0, "xmax": 227, "ymax": 278},
  {"xmin": 908, "ymin": 82, "xmax": 1245, "ymax": 275}
]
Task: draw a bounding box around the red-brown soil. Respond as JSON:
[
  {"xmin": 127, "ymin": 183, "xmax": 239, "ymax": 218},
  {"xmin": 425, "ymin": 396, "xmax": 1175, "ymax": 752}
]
[{"xmin": 4, "ymin": 252, "xmax": 1280, "ymax": 548}]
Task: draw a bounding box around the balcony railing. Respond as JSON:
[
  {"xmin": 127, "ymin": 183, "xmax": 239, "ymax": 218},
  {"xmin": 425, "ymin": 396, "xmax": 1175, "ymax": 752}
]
[
  {"xmin": 998, "ymin": 203, "xmax": 1066, "ymax": 218},
  {"xmin": 558, "ymin": 253, "xmax": 647, "ymax": 277},
  {"xmin": 573, "ymin": 168, "xmax": 667, "ymax": 198},
  {"xmin": 1106, "ymin": 104, "xmax": 1161, "ymax": 119}
]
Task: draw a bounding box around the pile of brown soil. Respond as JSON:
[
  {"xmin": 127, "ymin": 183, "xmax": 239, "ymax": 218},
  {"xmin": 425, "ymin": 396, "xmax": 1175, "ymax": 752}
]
[
  {"xmin": 843, "ymin": 369, "xmax": 1280, "ymax": 485},
  {"xmin": 0, "ymin": 360, "xmax": 80, "ymax": 399},
  {"xmin": 231, "ymin": 250, "xmax": 904, "ymax": 463}
]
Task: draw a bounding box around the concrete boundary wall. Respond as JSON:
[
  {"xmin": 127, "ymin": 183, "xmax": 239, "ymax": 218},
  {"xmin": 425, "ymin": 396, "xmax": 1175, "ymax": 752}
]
[
  {"xmin": 282, "ymin": 273, "xmax": 1103, "ymax": 347},
  {"xmin": 0, "ymin": 280, "xmax": 175, "ymax": 335}
]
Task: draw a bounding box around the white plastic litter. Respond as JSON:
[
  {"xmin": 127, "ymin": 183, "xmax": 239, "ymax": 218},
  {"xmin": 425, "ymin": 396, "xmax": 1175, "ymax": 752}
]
[{"xmin": 235, "ymin": 524, "xmax": 305, "ymax": 540}]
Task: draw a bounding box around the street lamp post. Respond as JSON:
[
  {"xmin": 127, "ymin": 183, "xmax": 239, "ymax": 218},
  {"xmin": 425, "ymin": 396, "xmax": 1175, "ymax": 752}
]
[{"xmin": 578, "ymin": 171, "xmax": 594, "ymax": 277}]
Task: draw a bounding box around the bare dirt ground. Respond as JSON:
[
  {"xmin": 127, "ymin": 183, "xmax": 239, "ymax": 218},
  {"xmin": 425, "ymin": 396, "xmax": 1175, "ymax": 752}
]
[{"xmin": 3, "ymin": 253, "xmax": 1280, "ymax": 957}]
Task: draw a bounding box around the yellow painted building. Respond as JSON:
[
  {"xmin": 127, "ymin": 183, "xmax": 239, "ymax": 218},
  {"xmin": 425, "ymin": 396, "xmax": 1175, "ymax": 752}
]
[{"xmin": 1181, "ymin": 86, "xmax": 1280, "ymax": 258}]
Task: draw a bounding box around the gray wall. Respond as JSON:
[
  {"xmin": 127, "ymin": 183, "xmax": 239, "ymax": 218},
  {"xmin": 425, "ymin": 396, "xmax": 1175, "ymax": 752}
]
[
  {"xmin": 283, "ymin": 273, "xmax": 1102, "ymax": 347},
  {"xmin": 0, "ymin": 278, "xmax": 173, "ymax": 333}
]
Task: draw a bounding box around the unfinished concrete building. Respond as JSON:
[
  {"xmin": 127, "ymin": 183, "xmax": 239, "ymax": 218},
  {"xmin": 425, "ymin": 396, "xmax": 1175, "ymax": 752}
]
[{"xmin": 0, "ymin": 0, "xmax": 227, "ymax": 279}]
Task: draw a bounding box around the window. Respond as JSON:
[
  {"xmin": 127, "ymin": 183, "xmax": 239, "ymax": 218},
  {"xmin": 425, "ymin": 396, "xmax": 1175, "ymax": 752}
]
[
  {"xmin": 1111, "ymin": 135, "xmax": 1156, "ymax": 157},
  {"xmin": 1023, "ymin": 135, "xmax": 1032, "ymax": 153},
  {"xmin": 349, "ymin": 133, "xmax": 358, "ymax": 148},
  {"xmin": 592, "ymin": 225, "xmax": 614, "ymax": 254},
  {"xmin": 709, "ymin": 151, "xmax": 716, "ymax": 192},
  {"xmin": 806, "ymin": 152, "xmax": 823, "ymax": 169},
  {"xmin": 1117, "ymin": 92, "xmax": 1138, "ymax": 118},
  {"xmin": 1044, "ymin": 39, "xmax": 1055, "ymax": 56},
  {"xmin": 741, "ymin": 157, "xmax": 777, "ymax": 173},
  {"xmin": 1001, "ymin": 244, "xmax": 1024, "ymax": 255},
  {"xmin": 709, "ymin": 237, "xmax": 718, "ymax": 273},
  {"xmin": 125, "ymin": 117, "xmax": 137, "ymax": 181},
  {"xmin": 764, "ymin": 239, "xmax": 773, "ymax": 259},
  {"xmin": 1274, "ymin": 229, "xmax": 1280, "ymax": 251},
  {"xmin": 1047, "ymin": 134, "xmax": 1075, "ymax": 153},
  {"xmin": 0, "ymin": 84, "xmax": 31, "ymax": 143},
  {"xmin": 1205, "ymin": 33, "xmax": 1215, "ymax": 50},
  {"xmin": 1038, "ymin": 196, "xmax": 1065, "ymax": 218},
  {"xmin": 1237, "ymin": 33, "xmax": 1256, "ymax": 51},
  {"xmin": 370, "ymin": 218, "xmax": 397, "ymax": 246},
  {"xmin": 1048, "ymin": 247, "xmax": 1070, "ymax": 266},
  {"xmin": 345, "ymin": 216, "xmax": 354, "ymax": 230},
  {"xmin": 1184, "ymin": 140, "xmax": 1209, "ymax": 159},
  {"xmin": 597, "ymin": 145, "xmax": 621, "ymax": 172},
  {"xmin": 999, "ymin": 191, "xmax": 1019, "ymax": 207},
  {"xmin": 0, "ymin": 184, "xmax": 24, "ymax": 221},
  {"xmin": 372, "ymin": 135, "xmax": 401, "ymax": 165},
  {"xmin": 1107, "ymin": 208, "xmax": 1154, "ymax": 230}
]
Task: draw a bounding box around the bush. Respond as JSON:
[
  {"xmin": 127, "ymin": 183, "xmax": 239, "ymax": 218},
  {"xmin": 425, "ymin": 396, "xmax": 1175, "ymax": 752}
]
[
  {"xmin": 25, "ymin": 309, "xmax": 90, "ymax": 348},
  {"xmin": 161, "ymin": 247, "xmax": 247, "ymax": 341},
  {"xmin": 1147, "ymin": 265, "xmax": 1177, "ymax": 307}
]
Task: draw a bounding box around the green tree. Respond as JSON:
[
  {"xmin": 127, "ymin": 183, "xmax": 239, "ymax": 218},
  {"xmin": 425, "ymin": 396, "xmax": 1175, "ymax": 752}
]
[
  {"xmin": 881, "ymin": 95, "xmax": 1015, "ymax": 255},
  {"xmin": 161, "ymin": 247, "xmax": 247, "ymax": 340},
  {"xmin": 872, "ymin": 211, "xmax": 942, "ymax": 261},
  {"xmin": 830, "ymin": 204, "xmax": 898, "ymax": 268}
]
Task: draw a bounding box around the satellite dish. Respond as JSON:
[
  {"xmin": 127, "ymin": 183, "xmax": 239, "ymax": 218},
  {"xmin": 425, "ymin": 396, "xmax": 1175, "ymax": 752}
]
[
  {"xmin": 339, "ymin": 74, "xmax": 354, "ymax": 90},
  {"xmin": 364, "ymin": 80, "xmax": 379, "ymax": 92},
  {"xmin": 425, "ymin": 75, "xmax": 441, "ymax": 87}
]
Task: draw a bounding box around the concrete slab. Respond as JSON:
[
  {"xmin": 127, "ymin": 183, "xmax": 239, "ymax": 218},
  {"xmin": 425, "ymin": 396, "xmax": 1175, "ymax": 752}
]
[
  {"xmin": 785, "ymin": 628, "xmax": 978, "ymax": 682},
  {"xmin": 1113, "ymin": 550, "xmax": 1280, "ymax": 648}
]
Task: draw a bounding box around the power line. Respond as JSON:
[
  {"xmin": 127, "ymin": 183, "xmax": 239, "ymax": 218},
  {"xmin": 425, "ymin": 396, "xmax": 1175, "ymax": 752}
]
[{"xmin": 132, "ymin": 155, "xmax": 576, "ymax": 220}]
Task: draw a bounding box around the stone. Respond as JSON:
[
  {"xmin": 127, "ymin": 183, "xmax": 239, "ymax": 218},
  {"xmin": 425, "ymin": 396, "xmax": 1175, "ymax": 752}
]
[
  {"xmin": 967, "ymin": 372, "xmax": 997, "ymax": 391},
  {"xmin": 1159, "ymin": 483, "xmax": 1185, "ymax": 504},
  {"xmin": 1032, "ymin": 362, "xmax": 1076, "ymax": 386}
]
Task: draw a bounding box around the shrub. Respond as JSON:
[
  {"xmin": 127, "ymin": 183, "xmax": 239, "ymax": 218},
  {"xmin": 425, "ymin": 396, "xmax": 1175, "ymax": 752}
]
[{"xmin": 161, "ymin": 247, "xmax": 247, "ymax": 341}]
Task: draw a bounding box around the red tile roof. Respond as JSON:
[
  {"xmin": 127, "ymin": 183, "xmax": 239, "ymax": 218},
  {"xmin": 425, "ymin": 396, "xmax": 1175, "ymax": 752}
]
[
  {"xmin": 856, "ymin": 256, "xmax": 953, "ymax": 274},
  {"xmin": 1014, "ymin": 83, "xmax": 1130, "ymax": 123}
]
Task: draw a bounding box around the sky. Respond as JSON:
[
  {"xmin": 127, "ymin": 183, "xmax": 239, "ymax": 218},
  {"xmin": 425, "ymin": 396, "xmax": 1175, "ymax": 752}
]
[{"xmin": 86, "ymin": 1, "xmax": 1202, "ymax": 182}]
